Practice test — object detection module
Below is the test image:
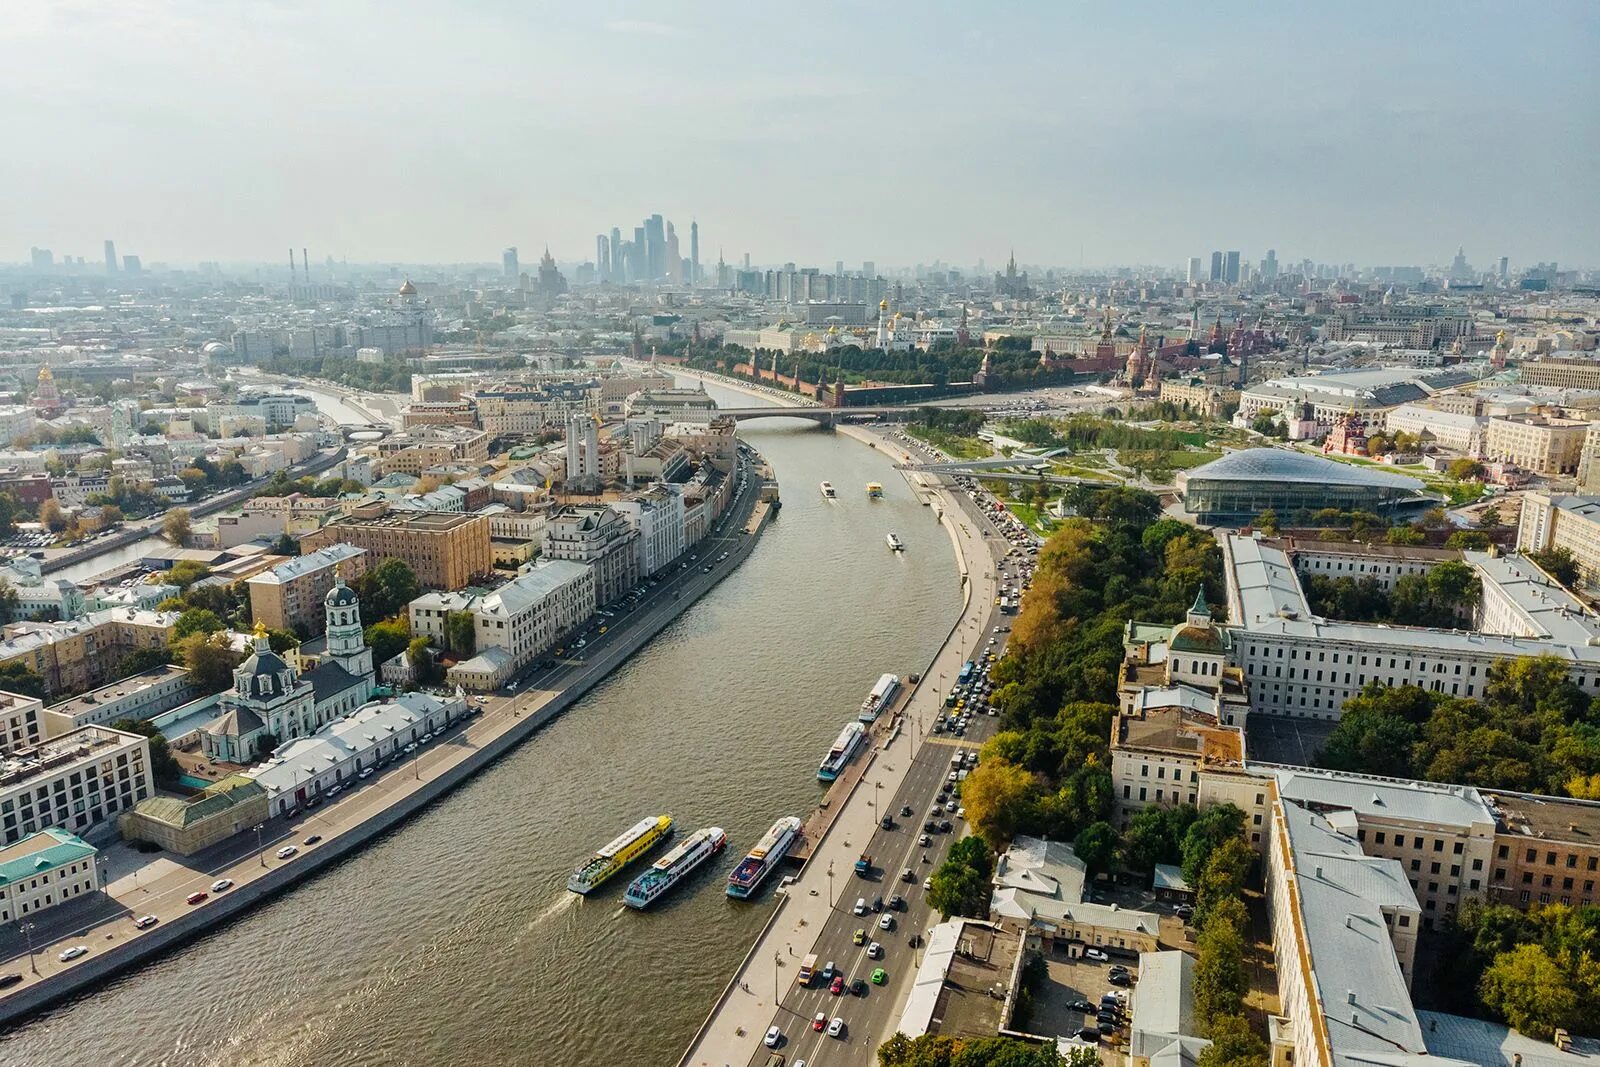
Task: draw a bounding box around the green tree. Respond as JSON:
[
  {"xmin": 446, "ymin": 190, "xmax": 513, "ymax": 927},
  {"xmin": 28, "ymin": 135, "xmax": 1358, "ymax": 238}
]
[
  {"xmin": 1445, "ymin": 529, "xmax": 1491, "ymax": 550},
  {"xmin": 1194, "ymin": 912, "xmax": 1249, "ymax": 1031},
  {"xmin": 1252, "ymin": 508, "xmax": 1279, "ymax": 536},
  {"xmin": 1478, "ymin": 943, "xmax": 1581, "ymax": 1040},
  {"xmin": 110, "ymin": 718, "xmax": 181, "ymax": 787},
  {"xmin": 1195, "ymin": 1013, "xmax": 1268, "ymax": 1067},
  {"xmin": 1479, "ymin": 502, "xmax": 1503, "ymax": 528},
  {"xmin": 162, "ymin": 507, "xmax": 192, "ymax": 545},
  {"xmin": 1447, "ymin": 457, "xmax": 1486, "ymax": 481},
  {"xmin": 114, "ymin": 647, "xmax": 171, "ymax": 677},
  {"xmin": 406, "ymin": 635, "xmax": 438, "ymax": 683},
  {"xmin": 355, "ymin": 558, "xmax": 422, "ymax": 620},
  {"xmin": 268, "ymin": 533, "xmax": 300, "ymax": 556},
  {"xmin": 173, "ymin": 607, "xmax": 225, "ymax": 639},
  {"xmin": 266, "ymin": 628, "xmax": 300, "ymax": 655},
  {"xmin": 365, "ymin": 617, "xmax": 411, "ymax": 665},
  {"xmin": 0, "ymin": 661, "xmax": 47, "ymax": 698},
  {"xmin": 1181, "ymin": 804, "xmax": 1246, "ymax": 885},
  {"xmin": 962, "ymin": 758, "xmax": 1041, "ymax": 850},
  {"xmin": 1530, "ymin": 546, "xmax": 1581, "ymax": 588},
  {"xmin": 172, "ymin": 631, "xmax": 245, "ymax": 693},
  {"xmin": 1072, "ymin": 821, "xmax": 1119, "ymax": 877},
  {"xmin": 444, "ymin": 610, "xmax": 476, "ymax": 655},
  {"xmin": 1385, "ymin": 525, "xmax": 1426, "ymax": 546},
  {"xmin": 1195, "ymin": 839, "xmax": 1253, "ymax": 929},
  {"xmin": 165, "ymin": 560, "xmax": 211, "ymax": 590}
]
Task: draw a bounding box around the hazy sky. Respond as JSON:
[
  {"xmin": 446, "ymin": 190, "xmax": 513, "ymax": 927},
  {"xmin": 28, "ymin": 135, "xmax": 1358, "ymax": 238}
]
[{"xmin": 4, "ymin": 1, "xmax": 1596, "ymax": 270}]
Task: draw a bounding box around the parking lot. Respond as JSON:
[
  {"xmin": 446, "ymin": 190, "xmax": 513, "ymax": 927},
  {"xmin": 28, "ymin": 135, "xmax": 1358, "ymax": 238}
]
[{"xmin": 1023, "ymin": 946, "xmax": 1137, "ymax": 1049}]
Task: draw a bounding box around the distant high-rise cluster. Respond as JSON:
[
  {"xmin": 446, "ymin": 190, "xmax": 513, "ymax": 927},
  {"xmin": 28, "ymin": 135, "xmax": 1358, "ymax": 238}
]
[{"xmin": 595, "ymin": 212, "xmax": 701, "ymax": 286}]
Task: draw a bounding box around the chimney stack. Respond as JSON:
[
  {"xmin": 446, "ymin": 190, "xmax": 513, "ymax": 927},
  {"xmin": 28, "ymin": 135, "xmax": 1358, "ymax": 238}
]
[
  {"xmin": 302, "ymin": 248, "xmax": 309, "ymax": 281},
  {"xmin": 289, "ymin": 248, "xmax": 296, "ymax": 281}
]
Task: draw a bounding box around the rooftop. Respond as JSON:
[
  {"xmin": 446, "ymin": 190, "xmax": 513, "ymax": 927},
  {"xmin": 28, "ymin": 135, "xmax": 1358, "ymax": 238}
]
[
  {"xmin": 247, "ymin": 543, "xmax": 367, "ymax": 586},
  {"xmin": 477, "ymin": 560, "xmax": 591, "ymax": 617},
  {"xmin": 1417, "ymin": 1009, "xmax": 1600, "ymax": 1066},
  {"xmin": 1119, "ymin": 703, "xmax": 1245, "ymax": 766},
  {"xmin": 1270, "ymin": 766, "xmax": 1497, "ymax": 831},
  {"xmin": 1277, "ymin": 800, "xmax": 1472, "ymax": 1067},
  {"xmin": 1487, "ymin": 789, "xmax": 1600, "ymax": 847},
  {"xmin": 45, "ymin": 665, "xmax": 192, "ymax": 720},
  {"xmin": 1184, "ymin": 449, "xmax": 1424, "ymax": 491},
  {"xmin": 0, "ymin": 827, "xmax": 97, "ymax": 886},
  {"xmin": 0, "ymin": 725, "xmax": 144, "ymax": 790}
]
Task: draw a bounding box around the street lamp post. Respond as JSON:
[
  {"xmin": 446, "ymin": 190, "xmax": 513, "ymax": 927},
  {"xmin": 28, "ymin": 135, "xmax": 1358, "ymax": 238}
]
[
  {"xmin": 18, "ymin": 921, "xmax": 38, "ymax": 975},
  {"xmin": 827, "ymin": 861, "xmax": 834, "ymax": 907},
  {"xmin": 255, "ymin": 823, "xmax": 265, "ymax": 867}
]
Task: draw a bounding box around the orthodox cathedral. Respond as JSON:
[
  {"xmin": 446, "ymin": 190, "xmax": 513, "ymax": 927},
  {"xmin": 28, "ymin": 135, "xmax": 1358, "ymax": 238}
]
[{"xmin": 200, "ymin": 574, "xmax": 376, "ymax": 763}]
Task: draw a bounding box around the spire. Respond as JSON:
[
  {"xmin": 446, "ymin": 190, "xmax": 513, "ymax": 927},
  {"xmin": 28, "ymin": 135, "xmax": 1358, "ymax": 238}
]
[{"xmin": 1187, "ymin": 586, "xmax": 1211, "ymax": 625}]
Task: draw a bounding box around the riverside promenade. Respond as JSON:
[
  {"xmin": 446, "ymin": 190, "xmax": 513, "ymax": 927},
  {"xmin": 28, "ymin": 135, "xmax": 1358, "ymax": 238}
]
[
  {"xmin": 0, "ymin": 454, "xmax": 775, "ymax": 1027},
  {"xmin": 679, "ymin": 424, "xmax": 1009, "ymax": 1066}
]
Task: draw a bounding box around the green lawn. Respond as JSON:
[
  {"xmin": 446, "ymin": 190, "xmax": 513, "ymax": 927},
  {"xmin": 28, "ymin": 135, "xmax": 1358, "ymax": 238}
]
[
  {"xmin": 1006, "ymin": 500, "xmax": 1054, "ymax": 534},
  {"xmin": 907, "ymin": 425, "xmax": 992, "ymax": 461}
]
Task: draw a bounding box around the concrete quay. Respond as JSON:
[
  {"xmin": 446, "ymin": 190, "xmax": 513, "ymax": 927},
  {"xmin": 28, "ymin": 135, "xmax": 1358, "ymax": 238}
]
[
  {"xmin": 679, "ymin": 425, "xmax": 1014, "ymax": 1066},
  {"xmin": 0, "ymin": 454, "xmax": 774, "ymax": 1028}
]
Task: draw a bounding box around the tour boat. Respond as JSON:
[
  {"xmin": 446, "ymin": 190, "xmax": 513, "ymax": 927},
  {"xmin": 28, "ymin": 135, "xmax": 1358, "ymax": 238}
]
[
  {"xmin": 623, "ymin": 826, "xmax": 727, "ymax": 908},
  {"xmin": 886, "ymin": 532, "xmax": 904, "ymax": 551},
  {"xmin": 817, "ymin": 722, "xmax": 867, "ymax": 781},
  {"xmin": 566, "ymin": 815, "xmax": 673, "ymax": 894},
  {"xmin": 726, "ymin": 816, "xmax": 802, "ymax": 899},
  {"xmin": 820, "ymin": 481, "xmax": 836, "ymax": 499}
]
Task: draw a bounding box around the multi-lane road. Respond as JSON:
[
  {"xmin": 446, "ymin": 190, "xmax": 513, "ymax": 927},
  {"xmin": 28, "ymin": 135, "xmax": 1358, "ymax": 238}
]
[{"xmin": 742, "ymin": 473, "xmax": 1032, "ymax": 1064}]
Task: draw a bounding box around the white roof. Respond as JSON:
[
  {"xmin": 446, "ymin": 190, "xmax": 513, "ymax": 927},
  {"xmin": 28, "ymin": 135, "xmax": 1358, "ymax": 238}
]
[
  {"xmin": 249, "ymin": 544, "xmax": 365, "ymax": 586},
  {"xmin": 1272, "ymin": 767, "xmax": 1495, "ymax": 831},
  {"xmin": 993, "ymin": 835, "xmax": 1087, "ymax": 903},
  {"xmin": 478, "ymin": 560, "xmax": 590, "ymax": 617},
  {"xmin": 246, "ymin": 692, "xmax": 457, "ymax": 795},
  {"xmin": 894, "ymin": 919, "xmax": 966, "ymax": 1039}
]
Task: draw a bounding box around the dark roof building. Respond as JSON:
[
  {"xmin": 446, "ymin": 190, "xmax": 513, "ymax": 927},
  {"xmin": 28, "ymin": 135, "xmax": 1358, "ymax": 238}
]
[{"xmin": 1176, "ymin": 448, "xmax": 1427, "ymax": 524}]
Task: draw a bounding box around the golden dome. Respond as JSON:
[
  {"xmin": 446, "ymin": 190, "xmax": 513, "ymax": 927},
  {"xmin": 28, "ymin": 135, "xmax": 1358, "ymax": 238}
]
[
  {"xmin": 37, "ymin": 364, "xmax": 53, "ymax": 382},
  {"xmin": 398, "ymin": 278, "xmax": 417, "ymax": 296},
  {"xmin": 879, "ymin": 299, "xmax": 889, "ymax": 311}
]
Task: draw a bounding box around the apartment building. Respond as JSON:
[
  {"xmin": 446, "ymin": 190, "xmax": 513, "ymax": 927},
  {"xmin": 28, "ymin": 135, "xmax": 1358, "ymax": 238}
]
[
  {"xmin": 1483, "ymin": 411, "xmax": 1589, "ymax": 474},
  {"xmin": 0, "ymin": 828, "xmax": 101, "ymax": 923},
  {"xmin": 0, "ymin": 610, "xmax": 178, "ymax": 699},
  {"xmin": 0, "ymin": 725, "xmax": 154, "ymax": 846},
  {"xmin": 300, "ymin": 511, "xmax": 491, "ymax": 590},
  {"xmin": 543, "ymin": 504, "xmax": 640, "ymax": 608},
  {"xmin": 372, "ymin": 425, "xmax": 490, "ymax": 476},
  {"xmin": 408, "ymin": 590, "xmax": 481, "ymax": 646},
  {"xmin": 467, "ymin": 383, "xmax": 597, "ymax": 437},
  {"xmin": 1486, "ymin": 791, "xmax": 1600, "ymax": 908},
  {"xmin": 1381, "ymin": 403, "xmax": 1487, "ymax": 455},
  {"xmin": 0, "ymin": 691, "xmax": 43, "ymax": 754},
  {"xmin": 247, "ymin": 543, "xmax": 369, "ymax": 636},
  {"xmin": 613, "ymin": 483, "xmax": 686, "ymax": 577},
  {"xmin": 448, "ymin": 561, "xmax": 595, "ymax": 689},
  {"xmin": 1519, "ymin": 356, "xmax": 1600, "ymax": 391},
  {"xmin": 1517, "ymin": 492, "xmax": 1600, "ymax": 590}
]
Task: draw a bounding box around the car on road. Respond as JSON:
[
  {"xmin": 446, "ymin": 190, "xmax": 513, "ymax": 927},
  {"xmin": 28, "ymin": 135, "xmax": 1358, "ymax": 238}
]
[
  {"xmin": 276, "ymin": 845, "xmax": 298, "ymax": 860},
  {"xmin": 923, "ymin": 877, "xmax": 933, "ymax": 890},
  {"xmin": 826, "ymin": 1017, "xmax": 846, "ymax": 1039},
  {"xmin": 871, "ymin": 967, "xmax": 887, "ymax": 985},
  {"xmin": 0, "ymin": 973, "xmax": 22, "ymax": 989},
  {"xmin": 918, "ymin": 833, "xmax": 931, "ymax": 846},
  {"xmin": 132, "ymin": 914, "xmax": 159, "ymax": 929},
  {"xmin": 58, "ymin": 946, "xmax": 88, "ymax": 962},
  {"xmin": 303, "ymin": 834, "xmax": 322, "ymax": 845},
  {"xmin": 211, "ymin": 878, "xmax": 233, "ymax": 893},
  {"xmin": 899, "ymin": 805, "xmax": 913, "ymax": 817},
  {"xmin": 830, "ymin": 975, "xmax": 845, "ymax": 995},
  {"xmin": 764, "ymin": 1026, "xmax": 783, "ymax": 1048},
  {"xmin": 813, "ymin": 1011, "xmax": 827, "ymax": 1031},
  {"xmin": 888, "ymin": 894, "xmax": 905, "ymax": 911},
  {"xmin": 821, "ymin": 960, "xmax": 836, "ymax": 981},
  {"xmin": 186, "ymin": 891, "xmax": 208, "ymax": 905},
  {"xmin": 849, "ymin": 978, "xmax": 867, "ymax": 997},
  {"xmin": 852, "ymin": 927, "xmax": 866, "ymax": 945},
  {"xmin": 878, "ymin": 913, "xmax": 895, "ymax": 930},
  {"xmin": 1084, "ymin": 948, "xmax": 1109, "ymax": 963},
  {"xmin": 867, "ymin": 941, "xmax": 882, "ymax": 959},
  {"xmin": 358, "ymin": 768, "xmax": 373, "ymax": 779}
]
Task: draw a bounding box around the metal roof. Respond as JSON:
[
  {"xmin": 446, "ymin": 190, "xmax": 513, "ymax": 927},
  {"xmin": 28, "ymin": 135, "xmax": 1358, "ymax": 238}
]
[{"xmin": 1185, "ymin": 448, "xmax": 1424, "ymax": 490}]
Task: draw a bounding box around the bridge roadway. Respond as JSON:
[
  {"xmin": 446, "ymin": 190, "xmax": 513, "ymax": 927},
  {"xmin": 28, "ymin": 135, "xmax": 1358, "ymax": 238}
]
[
  {"xmin": 718, "ymin": 406, "xmax": 913, "ymax": 425},
  {"xmin": 679, "ymin": 432, "xmax": 1021, "ymax": 1066}
]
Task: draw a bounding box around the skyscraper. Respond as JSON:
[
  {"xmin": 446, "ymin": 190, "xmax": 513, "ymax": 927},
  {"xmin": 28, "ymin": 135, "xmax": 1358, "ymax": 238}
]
[
  {"xmin": 645, "ymin": 214, "xmax": 665, "ymax": 280},
  {"xmin": 689, "ymin": 220, "xmax": 699, "ymax": 288},
  {"xmin": 104, "ymin": 239, "xmax": 118, "ymax": 273},
  {"xmin": 1224, "ymin": 251, "xmax": 1241, "ymax": 285},
  {"xmin": 595, "ymin": 235, "xmax": 610, "ymax": 283},
  {"xmin": 1209, "ymin": 251, "xmax": 1222, "ymax": 281},
  {"xmin": 610, "ymin": 228, "xmax": 623, "ymax": 282},
  {"xmin": 502, "ymin": 247, "xmax": 519, "ymax": 280},
  {"xmin": 1498, "ymin": 255, "xmax": 1509, "ymax": 280},
  {"xmin": 1186, "ymin": 257, "xmax": 1203, "ymax": 284},
  {"xmin": 1262, "ymin": 249, "xmax": 1278, "ymax": 281},
  {"xmin": 862, "ymin": 261, "xmax": 875, "ymax": 279},
  {"xmin": 664, "ymin": 221, "xmax": 681, "ymax": 282},
  {"xmin": 634, "ymin": 226, "xmax": 647, "ymax": 281}
]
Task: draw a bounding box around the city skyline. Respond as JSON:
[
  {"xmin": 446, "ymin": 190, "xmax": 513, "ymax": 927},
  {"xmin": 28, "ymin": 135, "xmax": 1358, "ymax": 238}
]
[{"xmin": 3, "ymin": 3, "xmax": 1596, "ymax": 268}]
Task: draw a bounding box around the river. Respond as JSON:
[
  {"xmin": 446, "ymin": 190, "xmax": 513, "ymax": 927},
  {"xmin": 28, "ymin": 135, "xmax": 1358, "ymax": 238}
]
[{"xmin": 0, "ymin": 381, "xmax": 961, "ymax": 1066}]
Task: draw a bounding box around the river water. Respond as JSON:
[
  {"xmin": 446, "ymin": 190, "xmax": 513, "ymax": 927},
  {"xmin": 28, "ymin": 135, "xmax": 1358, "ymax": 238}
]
[{"xmin": 1, "ymin": 381, "xmax": 961, "ymax": 1066}]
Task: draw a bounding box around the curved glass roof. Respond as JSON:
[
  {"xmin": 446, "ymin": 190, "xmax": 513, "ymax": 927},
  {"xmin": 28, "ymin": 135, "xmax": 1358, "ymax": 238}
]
[{"xmin": 1185, "ymin": 448, "xmax": 1424, "ymax": 490}]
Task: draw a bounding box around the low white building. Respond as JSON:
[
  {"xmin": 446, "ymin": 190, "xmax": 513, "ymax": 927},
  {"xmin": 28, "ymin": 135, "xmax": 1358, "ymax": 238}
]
[
  {"xmin": 0, "ymin": 556, "xmax": 86, "ymax": 621},
  {"xmin": 0, "ymin": 827, "xmax": 101, "ymax": 923},
  {"xmin": 245, "ymin": 691, "xmax": 469, "ymax": 816}
]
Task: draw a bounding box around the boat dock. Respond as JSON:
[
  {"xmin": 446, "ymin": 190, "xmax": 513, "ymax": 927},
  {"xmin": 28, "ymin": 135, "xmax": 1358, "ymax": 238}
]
[{"xmin": 785, "ymin": 684, "xmax": 913, "ymax": 866}]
